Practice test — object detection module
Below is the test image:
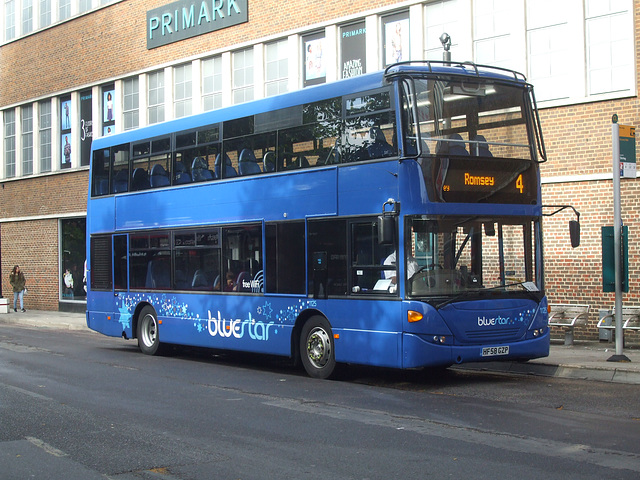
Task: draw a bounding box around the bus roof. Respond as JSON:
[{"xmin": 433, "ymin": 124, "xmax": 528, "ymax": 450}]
[
  {"xmin": 91, "ymin": 61, "xmax": 528, "ymax": 151},
  {"xmin": 384, "ymin": 60, "xmax": 528, "ymax": 83}
]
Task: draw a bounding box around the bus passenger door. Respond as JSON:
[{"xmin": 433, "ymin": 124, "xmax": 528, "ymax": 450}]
[{"xmin": 113, "ymin": 234, "xmax": 132, "ymax": 336}]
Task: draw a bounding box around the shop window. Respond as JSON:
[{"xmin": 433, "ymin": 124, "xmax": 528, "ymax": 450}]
[
  {"xmin": 60, "ymin": 95, "xmax": 71, "ymax": 169},
  {"xmin": 340, "ymin": 21, "xmax": 366, "ymax": 79},
  {"xmin": 302, "ymin": 31, "xmax": 326, "ymax": 87},
  {"xmin": 382, "ymin": 11, "xmax": 410, "ymax": 66},
  {"xmin": 61, "ymin": 218, "xmax": 87, "ymax": 301}
]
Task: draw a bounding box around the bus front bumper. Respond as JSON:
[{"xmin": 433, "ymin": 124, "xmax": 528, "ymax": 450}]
[{"xmin": 402, "ymin": 329, "xmax": 550, "ymax": 369}]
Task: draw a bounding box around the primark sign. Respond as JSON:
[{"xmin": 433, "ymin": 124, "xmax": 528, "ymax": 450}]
[{"xmin": 147, "ymin": 0, "xmax": 248, "ymax": 49}]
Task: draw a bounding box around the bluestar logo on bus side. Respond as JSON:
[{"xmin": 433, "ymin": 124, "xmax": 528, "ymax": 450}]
[{"xmin": 115, "ymin": 294, "xmax": 319, "ymax": 343}]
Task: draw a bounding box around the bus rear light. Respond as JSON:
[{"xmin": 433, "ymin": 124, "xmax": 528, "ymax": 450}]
[{"xmin": 408, "ymin": 311, "xmax": 423, "ymax": 323}]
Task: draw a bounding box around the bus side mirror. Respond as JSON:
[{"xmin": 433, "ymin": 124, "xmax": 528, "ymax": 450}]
[
  {"xmin": 378, "ymin": 215, "xmax": 396, "ymax": 245},
  {"xmin": 569, "ymin": 220, "xmax": 580, "ymax": 248}
]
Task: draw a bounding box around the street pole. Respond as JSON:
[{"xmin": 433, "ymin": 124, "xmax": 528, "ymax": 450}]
[{"xmin": 609, "ymin": 116, "xmax": 630, "ymax": 362}]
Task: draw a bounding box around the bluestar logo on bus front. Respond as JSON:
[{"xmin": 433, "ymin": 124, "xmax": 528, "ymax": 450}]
[{"xmin": 476, "ymin": 308, "xmax": 535, "ymax": 327}]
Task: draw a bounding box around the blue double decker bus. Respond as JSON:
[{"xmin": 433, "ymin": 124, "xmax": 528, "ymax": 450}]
[{"xmin": 87, "ymin": 61, "xmax": 558, "ymax": 378}]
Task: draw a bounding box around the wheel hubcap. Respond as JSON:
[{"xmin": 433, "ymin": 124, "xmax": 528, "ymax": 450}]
[
  {"xmin": 307, "ymin": 327, "xmax": 331, "ymax": 369},
  {"xmin": 141, "ymin": 314, "xmax": 157, "ymax": 348}
]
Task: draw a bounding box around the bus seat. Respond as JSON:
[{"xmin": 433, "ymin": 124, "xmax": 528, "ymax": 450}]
[
  {"xmin": 95, "ymin": 177, "xmax": 109, "ymax": 195},
  {"xmin": 367, "ymin": 127, "xmax": 395, "ymax": 159},
  {"xmin": 150, "ymin": 164, "xmax": 170, "ymax": 187},
  {"xmin": 448, "ymin": 134, "xmax": 469, "ymax": 156},
  {"xmin": 132, "ymin": 168, "xmax": 150, "ymax": 191},
  {"xmin": 173, "ymin": 161, "xmax": 192, "ymax": 184},
  {"xmin": 437, "ymin": 133, "xmax": 468, "ymax": 156},
  {"xmin": 145, "ymin": 259, "xmax": 170, "ymax": 289},
  {"xmin": 112, "ymin": 169, "xmax": 129, "ymax": 193},
  {"xmin": 471, "ymin": 135, "xmax": 492, "ymax": 157},
  {"xmin": 174, "ymin": 269, "xmax": 188, "ymax": 289},
  {"xmin": 239, "ymin": 149, "xmax": 262, "ymax": 175},
  {"xmin": 191, "ymin": 269, "xmax": 209, "ymax": 289},
  {"xmin": 213, "ymin": 275, "xmax": 221, "ymax": 291},
  {"xmin": 192, "ymin": 157, "xmax": 215, "ymax": 182},
  {"xmin": 215, "ymin": 153, "xmax": 237, "ymax": 178},
  {"xmin": 263, "ymin": 151, "xmax": 276, "ymax": 172}
]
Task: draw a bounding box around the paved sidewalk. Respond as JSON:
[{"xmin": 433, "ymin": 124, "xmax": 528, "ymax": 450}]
[{"xmin": 1, "ymin": 309, "xmax": 640, "ymax": 384}]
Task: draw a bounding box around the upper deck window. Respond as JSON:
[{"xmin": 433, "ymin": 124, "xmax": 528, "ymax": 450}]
[{"xmin": 403, "ymin": 77, "xmax": 538, "ymax": 204}]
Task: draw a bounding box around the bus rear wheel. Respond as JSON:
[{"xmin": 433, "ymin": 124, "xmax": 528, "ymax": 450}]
[
  {"xmin": 137, "ymin": 306, "xmax": 162, "ymax": 355},
  {"xmin": 300, "ymin": 316, "xmax": 336, "ymax": 379}
]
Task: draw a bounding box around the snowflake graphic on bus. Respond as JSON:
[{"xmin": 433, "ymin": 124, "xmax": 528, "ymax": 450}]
[{"xmin": 115, "ymin": 293, "xmax": 317, "ymax": 343}]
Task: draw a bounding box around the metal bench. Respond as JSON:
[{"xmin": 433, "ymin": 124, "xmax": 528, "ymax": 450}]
[
  {"xmin": 548, "ymin": 304, "xmax": 590, "ymax": 345},
  {"xmin": 597, "ymin": 306, "xmax": 640, "ymax": 332}
]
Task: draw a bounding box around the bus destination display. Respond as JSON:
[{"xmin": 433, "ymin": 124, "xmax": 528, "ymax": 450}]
[{"xmin": 438, "ymin": 158, "xmax": 535, "ymax": 204}]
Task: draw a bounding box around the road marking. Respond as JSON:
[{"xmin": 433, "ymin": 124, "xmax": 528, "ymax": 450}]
[
  {"xmin": 266, "ymin": 398, "xmax": 640, "ymax": 473},
  {"xmin": 25, "ymin": 437, "xmax": 68, "ymax": 457}
]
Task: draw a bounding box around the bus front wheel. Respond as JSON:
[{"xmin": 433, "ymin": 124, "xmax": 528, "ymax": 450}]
[
  {"xmin": 300, "ymin": 316, "xmax": 336, "ymax": 379},
  {"xmin": 137, "ymin": 306, "xmax": 162, "ymax": 355}
]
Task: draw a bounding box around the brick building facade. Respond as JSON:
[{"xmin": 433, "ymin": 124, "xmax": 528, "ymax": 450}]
[{"xmin": 0, "ymin": 0, "xmax": 638, "ymax": 342}]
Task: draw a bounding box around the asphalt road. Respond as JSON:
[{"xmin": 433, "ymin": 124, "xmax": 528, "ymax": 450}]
[{"xmin": 1, "ymin": 324, "xmax": 639, "ymax": 480}]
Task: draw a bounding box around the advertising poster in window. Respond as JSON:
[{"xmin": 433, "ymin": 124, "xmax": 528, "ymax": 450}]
[
  {"xmin": 340, "ymin": 22, "xmax": 366, "ymax": 79},
  {"xmin": 60, "ymin": 96, "xmax": 71, "ymax": 169},
  {"xmin": 80, "ymin": 90, "xmax": 92, "ymax": 167},
  {"xmin": 102, "ymin": 85, "xmax": 115, "ymax": 136},
  {"xmin": 303, "ymin": 33, "xmax": 326, "ymax": 87},
  {"xmin": 383, "ymin": 14, "xmax": 410, "ymax": 66}
]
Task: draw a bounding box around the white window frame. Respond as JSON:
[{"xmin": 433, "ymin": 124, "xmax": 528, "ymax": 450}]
[
  {"xmin": 39, "ymin": 100, "xmax": 52, "ymax": 173},
  {"xmin": 232, "ymin": 48, "xmax": 254, "ymax": 105},
  {"xmin": 21, "ymin": 104, "xmax": 33, "ymax": 175},
  {"xmin": 123, "ymin": 76, "xmax": 139, "ymax": 131},
  {"xmin": 173, "ymin": 63, "xmax": 192, "ymax": 119},
  {"xmin": 265, "ymin": 39, "xmax": 289, "ymax": 97},
  {"xmin": 147, "ymin": 70, "xmax": 165, "ymax": 125}
]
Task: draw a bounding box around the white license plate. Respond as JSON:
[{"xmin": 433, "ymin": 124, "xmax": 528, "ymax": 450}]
[{"xmin": 482, "ymin": 346, "xmax": 509, "ymax": 357}]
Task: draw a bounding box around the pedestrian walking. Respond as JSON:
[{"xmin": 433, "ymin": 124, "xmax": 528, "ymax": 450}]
[{"xmin": 9, "ymin": 265, "xmax": 27, "ymax": 313}]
